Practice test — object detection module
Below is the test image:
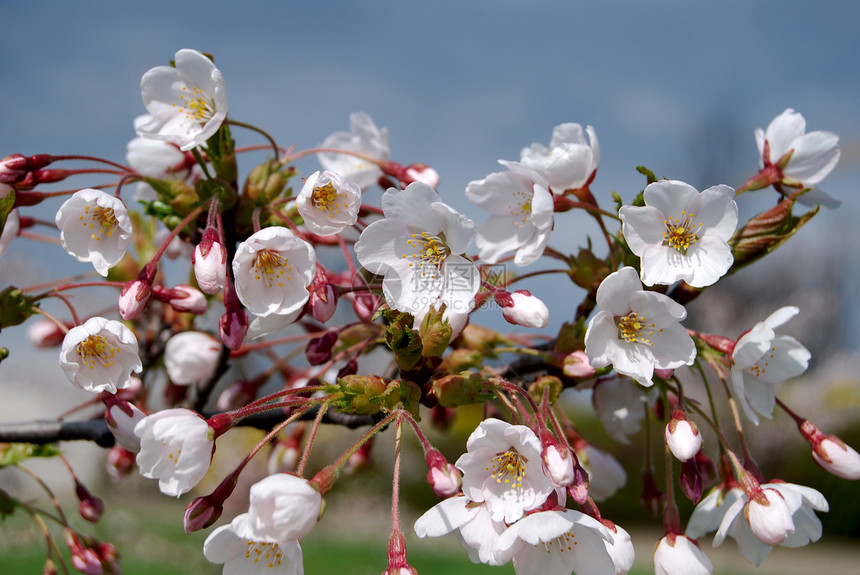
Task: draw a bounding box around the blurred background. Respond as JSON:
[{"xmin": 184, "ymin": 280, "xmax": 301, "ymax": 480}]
[{"xmin": 1, "ymin": 1, "xmax": 859, "ymax": 573}]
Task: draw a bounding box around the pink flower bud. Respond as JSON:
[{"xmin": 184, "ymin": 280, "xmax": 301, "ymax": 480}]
[
  {"xmin": 404, "ymin": 163, "xmax": 440, "ymax": 188},
  {"xmin": 496, "ymin": 289, "xmax": 550, "ymax": 328},
  {"xmin": 268, "ymin": 429, "xmax": 303, "ymax": 475},
  {"xmin": 43, "ymin": 558, "xmax": 58, "ymax": 575},
  {"xmin": 164, "ymin": 284, "xmax": 208, "ymax": 314},
  {"xmin": 118, "ymin": 279, "xmax": 152, "ymax": 320},
  {"xmin": 306, "ymin": 330, "xmax": 338, "ymax": 365},
  {"xmin": 105, "ymin": 446, "xmax": 135, "ymax": 481},
  {"xmin": 567, "ymin": 461, "xmax": 590, "ymax": 505},
  {"xmin": 747, "ymin": 488, "xmax": 795, "ymax": 545},
  {"xmin": 75, "ymin": 480, "xmax": 104, "ymax": 523},
  {"xmin": 310, "ymin": 268, "xmax": 338, "ymax": 323},
  {"xmin": 192, "ymin": 228, "xmax": 227, "ymax": 295},
  {"xmin": 26, "ymin": 318, "xmax": 68, "ymax": 348},
  {"xmin": 640, "ymin": 468, "xmax": 664, "ymax": 515},
  {"xmin": 539, "ymin": 434, "xmax": 574, "ymax": 487},
  {"xmin": 800, "ymin": 420, "xmax": 860, "ymax": 480},
  {"xmin": 425, "ymin": 449, "xmax": 462, "ymax": 498},
  {"xmin": 220, "ymin": 279, "xmax": 248, "ymax": 350},
  {"xmin": 383, "ymin": 530, "xmax": 419, "ymax": 575},
  {"xmin": 680, "ymin": 459, "xmax": 703, "ymax": 504},
  {"xmin": 562, "ymin": 350, "xmax": 596, "ymax": 378},
  {"xmin": 64, "ymin": 530, "xmax": 102, "ymax": 575},
  {"xmin": 0, "ymin": 153, "xmax": 30, "ymax": 184},
  {"xmin": 665, "ymin": 409, "xmax": 702, "ymax": 462}
]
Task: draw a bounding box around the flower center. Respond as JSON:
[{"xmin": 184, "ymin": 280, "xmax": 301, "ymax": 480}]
[
  {"xmin": 507, "ymin": 189, "xmax": 533, "ymax": 228},
  {"xmin": 173, "ymin": 85, "xmax": 215, "ymax": 124},
  {"xmin": 312, "ymin": 182, "xmax": 346, "ymax": 217},
  {"xmin": 486, "ymin": 449, "xmax": 527, "ymax": 488},
  {"xmin": 405, "ymin": 231, "xmax": 451, "ymax": 270},
  {"xmin": 244, "ymin": 540, "xmax": 285, "ymax": 568},
  {"xmin": 76, "ymin": 335, "xmax": 119, "ymax": 370},
  {"xmin": 536, "ymin": 531, "xmax": 578, "ymax": 555},
  {"xmin": 616, "ymin": 312, "xmax": 659, "ymax": 345},
  {"xmin": 747, "ymin": 345, "xmax": 776, "ymax": 378},
  {"xmin": 253, "ymin": 250, "xmax": 293, "ymax": 288},
  {"xmin": 662, "ymin": 211, "xmax": 702, "ymax": 254},
  {"xmin": 80, "ymin": 205, "xmax": 118, "ymax": 241}
]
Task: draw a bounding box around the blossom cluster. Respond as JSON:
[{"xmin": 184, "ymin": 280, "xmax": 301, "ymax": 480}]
[{"xmin": 0, "ymin": 47, "xmax": 856, "ymax": 575}]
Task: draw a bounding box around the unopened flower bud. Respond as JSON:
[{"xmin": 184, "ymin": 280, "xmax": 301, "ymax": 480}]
[
  {"xmin": 0, "ymin": 154, "xmax": 31, "ymax": 183},
  {"xmin": 665, "ymin": 409, "xmax": 702, "ymax": 462},
  {"xmin": 153, "ymin": 284, "xmax": 208, "ymax": 314},
  {"xmin": 653, "ymin": 534, "xmax": 713, "ymax": 575},
  {"xmin": 563, "ymin": 350, "xmax": 596, "ymax": 378},
  {"xmin": 747, "ymin": 487, "xmax": 795, "ymax": 545},
  {"xmin": 640, "ymin": 468, "xmax": 664, "ymax": 515},
  {"xmin": 336, "ymin": 359, "xmax": 358, "ymax": 379},
  {"xmin": 680, "ymin": 459, "xmax": 703, "ymax": 504},
  {"xmin": 26, "ymin": 318, "xmax": 68, "ymax": 348},
  {"xmin": 540, "ymin": 434, "xmax": 574, "ymax": 487},
  {"xmin": 102, "ymin": 394, "xmax": 146, "ymax": 452},
  {"xmin": 306, "ymin": 330, "xmax": 338, "ymax": 365},
  {"xmin": 425, "ymin": 449, "xmax": 462, "ymax": 498},
  {"xmin": 43, "ymin": 558, "xmax": 58, "ymax": 575},
  {"xmin": 310, "ymin": 270, "xmax": 338, "ymax": 323},
  {"xmin": 430, "ymin": 371, "xmax": 490, "ymax": 407},
  {"xmin": 193, "ymin": 228, "xmax": 227, "ymax": 295},
  {"xmin": 383, "ymin": 529, "xmax": 419, "ymax": 575},
  {"xmin": 695, "ymin": 450, "xmax": 717, "ymax": 486},
  {"xmin": 106, "ymin": 445, "xmax": 135, "ymax": 480},
  {"xmin": 75, "ymin": 480, "xmax": 104, "ymax": 523},
  {"xmin": 800, "ymin": 420, "xmax": 860, "ymax": 479},
  {"xmin": 567, "ymin": 460, "xmax": 590, "ymax": 505},
  {"xmin": 220, "ymin": 280, "xmax": 248, "ymax": 350},
  {"xmin": 118, "ymin": 279, "xmax": 152, "ymax": 320},
  {"xmin": 268, "ymin": 427, "xmax": 304, "ymax": 475},
  {"xmin": 528, "ymin": 375, "xmax": 563, "ymax": 405},
  {"xmin": 164, "ymin": 331, "xmax": 221, "ymax": 385},
  {"xmin": 495, "ymin": 289, "xmax": 550, "ymax": 328}
]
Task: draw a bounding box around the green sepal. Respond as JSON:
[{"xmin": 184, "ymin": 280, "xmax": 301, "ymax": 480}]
[
  {"xmin": 0, "ymin": 443, "xmax": 61, "ymax": 468},
  {"xmin": 0, "ymin": 286, "xmax": 38, "ymax": 331}
]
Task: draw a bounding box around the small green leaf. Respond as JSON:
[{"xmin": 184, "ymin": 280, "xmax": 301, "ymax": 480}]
[{"xmin": 0, "ymin": 443, "xmax": 61, "ymax": 468}]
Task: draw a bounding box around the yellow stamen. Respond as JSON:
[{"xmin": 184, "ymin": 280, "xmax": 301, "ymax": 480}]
[
  {"xmin": 662, "ymin": 211, "xmax": 702, "ymax": 254},
  {"xmin": 253, "ymin": 250, "xmax": 292, "ymax": 288},
  {"xmin": 616, "ymin": 312, "xmax": 658, "ymax": 346},
  {"xmin": 485, "ymin": 449, "xmax": 527, "ymax": 489},
  {"xmin": 80, "ymin": 205, "xmax": 118, "ymax": 241},
  {"xmin": 76, "ymin": 334, "xmax": 119, "ymax": 370}
]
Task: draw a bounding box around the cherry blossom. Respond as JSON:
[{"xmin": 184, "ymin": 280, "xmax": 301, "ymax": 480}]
[
  {"xmin": 414, "ymin": 496, "xmax": 506, "ymax": 566},
  {"xmin": 193, "ymin": 228, "xmax": 228, "ymax": 295},
  {"xmin": 55, "ymin": 188, "xmax": 134, "ymax": 277},
  {"xmin": 203, "ymin": 512, "xmax": 303, "ymax": 575},
  {"xmin": 731, "ymin": 306, "xmax": 811, "ymax": 424},
  {"xmin": 318, "ymin": 112, "xmax": 390, "ymax": 190},
  {"xmin": 59, "ymin": 317, "xmax": 142, "ymax": 394},
  {"xmin": 619, "ymin": 180, "xmax": 738, "ymax": 287},
  {"xmin": 665, "ymin": 409, "xmax": 703, "ymax": 462},
  {"xmin": 654, "ymin": 534, "xmax": 712, "ymax": 575},
  {"xmin": 497, "ymin": 289, "xmax": 550, "ymax": 328},
  {"xmin": 125, "ymin": 134, "xmax": 196, "ymax": 201},
  {"xmin": 232, "ymin": 226, "xmax": 317, "ymax": 318},
  {"xmin": 135, "ymin": 408, "xmax": 214, "ymax": 497},
  {"xmin": 518, "ymin": 122, "xmax": 600, "ymax": 193},
  {"xmin": 354, "ymin": 182, "xmax": 478, "ymax": 314},
  {"xmin": 591, "ymin": 376, "xmax": 649, "ymax": 444},
  {"xmin": 576, "ymin": 444, "xmax": 627, "ymax": 501},
  {"xmin": 465, "ymin": 163, "xmax": 553, "ymax": 266},
  {"xmin": 456, "ymin": 418, "xmax": 555, "ymax": 524},
  {"xmin": 247, "ymin": 474, "xmax": 323, "ymax": 543},
  {"xmin": 105, "ymin": 399, "xmax": 146, "ymax": 453},
  {"xmin": 809, "ymin": 435, "xmax": 860, "ymax": 480},
  {"xmin": 136, "ymin": 49, "xmax": 228, "ymax": 151},
  {"xmin": 296, "ymin": 170, "xmax": 361, "ymax": 236},
  {"xmin": 584, "ymin": 267, "xmax": 696, "ymax": 387},
  {"xmin": 163, "ymin": 331, "xmax": 221, "ymax": 385}
]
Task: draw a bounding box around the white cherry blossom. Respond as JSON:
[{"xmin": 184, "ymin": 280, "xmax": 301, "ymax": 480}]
[
  {"xmin": 318, "ymin": 112, "xmax": 390, "ymax": 190},
  {"xmin": 665, "ymin": 410, "xmax": 703, "ymax": 462},
  {"xmin": 456, "ymin": 418, "xmax": 555, "ymax": 524},
  {"xmin": 577, "ymin": 444, "xmax": 627, "ymax": 501},
  {"xmin": 518, "ymin": 122, "xmax": 600, "ymax": 193},
  {"xmin": 134, "ymin": 408, "xmax": 214, "ymax": 497},
  {"xmin": 136, "ymin": 49, "xmax": 228, "ymax": 151},
  {"xmin": 619, "ymin": 180, "xmax": 738, "ymax": 287},
  {"xmin": 654, "ymin": 534, "xmax": 712, "ymax": 575},
  {"xmin": 203, "ymin": 512, "xmax": 303, "ymax": 575},
  {"xmin": 248, "ymin": 474, "xmax": 323, "ymax": 543},
  {"xmin": 354, "ymin": 182, "xmax": 478, "ymax": 314},
  {"xmin": 414, "ymin": 496, "xmax": 506, "ymax": 566},
  {"xmin": 55, "ymin": 188, "xmax": 134, "ymax": 277},
  {"xmin": 811, "ymin": 437, "xmax": 860, "ymax": 480},
  {"xmin": 731, "ymin": 306, "xmax": 811, "ymax": 425},
  {"xmin": 163, "ymin": 331, "xmax": 221, "ymax": 385},
  {"xmin": 591, "ymin": 376, "xmax": 649, "ymax": 444},
  {"xmin": 465, "ymin": 162, "xmax": 553, "ymax": 266},
  {"xmin": 232, "ymin": 226, "xmax": 316, "ymax": 318},
  {"xmin": 584, "ymin": 267, "xmax": 696, "ymax": 387},
  {"xmin": 59, "ymin": 317, "xmax": 142, "ymax": 394},
  {"xmin": 295, "ymin": 170, "xmax": 361, "ymax": 236}
]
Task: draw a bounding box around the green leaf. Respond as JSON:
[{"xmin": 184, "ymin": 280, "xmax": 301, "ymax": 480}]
[{"xmin": 0, "ymin": 443, "xmax": 61, "ymax": 468}]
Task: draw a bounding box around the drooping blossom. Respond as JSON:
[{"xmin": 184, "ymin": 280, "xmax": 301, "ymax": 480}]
[
  {"xmin": 296, "ymin": 170, "xmax": 361, "ymax": 236},
  {"xmin": 584, "ymin": 267, "xmax": 696, "ymax": 387},
  {"xmin": 232, "ymin": 226, "xmax": 316, "ymax": 318},
  {"xmin": 665, "ymin": 409, "xmax": 703, "ymax": 462},
  {"xmin": 731, "ymin": 306, "xmax": 811, "ymax": 425},
  {"xmin": 163, "ymin": 331, "xmax": 221, "ymax": 385},
  {"xmin": 134, "ymin": 408, "xmax": 215, "ymax": 497},
  {"xmin": 465, "ymin": 162, "xmax": 553, "ymax": 266},
  {"xmin": 414, "ymin": 496, "xmax": 506, "ymax": 566},
  {"xmin": 456, "ymin": 418, "xmax": 555, "ymax": 524},
  {"xmin": 800, "ymin": 420, "xmax": 860, "ymax": 480},
  {"xmin": 754, "ymin": 108, "xmax": 841, "ymax": 207},
  {"xmin": 576, "ymin": 444, "xmax": 627, "ymax": 501},
  {"xmin": 318, "ymin": 112, "xmax": 390, "ymax": 190},
  {"xmin": 203, "ymin": 512, "xmax": 303, "ymax": 575},
  {"xmin": 104, "ymin": 398, "xmax": 146, "ymax": 452},
  {"xmin": 619, "ymin": 180, "xmax": 738, "ymax": 287},
  {"xmin": 193, "ymin": 227, "xmax": 228, "ymax": 295},
  {"xmin": 55, "ymin": 188, "xmax": 134, "ymax": 277},
  {"xmin": 136, "ymin": 49, "xmax": 228, "ymax": 151},
  {"xmin": 518, "ymin": 122, "xmax": 600, "ymax": 193},
  {"xmin": 591, "ymin": 376, "xmax": 649, "ymax": 444},
  {"xmin": 354, "ymin": 182, "xmax": 478, "ymax": 315},
  {"xmin": 247, "ymin": 474, "xmax": 323, "ymax": 543},
  {"xmin": 654, "ymin": 534, "xmax": 713, "ymax": 575},
  {"xmin": 59, "ymin": 317, "xmax": 142, "ymax": 394}
]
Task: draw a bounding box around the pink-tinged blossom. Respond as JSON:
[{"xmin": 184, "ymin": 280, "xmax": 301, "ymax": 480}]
[
  {"xmin": 126, "ymin": 135, "xmax": 198, "ymax": 201},
  {"xmin": 27, "ymin": 318, "xmax": 68, "ymax": 348},
  {"xmin": 518, "ymin": 122, "xmax": 600, "ymax": 193},
  {"xmin": 811, "ymin": 437, "xmax": 860, "ymax": 480},
  {"xmin": 414, "ymin": 496, "xmax": 506, "ymax": 566},
  {"xmin": 137, "ymin": 49, "xmax": 228, "ymax": 151},
  {"xmin": 233, "ymin": 226, "xmax": 316, "ymax": 318},
  {"xmin": 105, "ymin": 400, "xmax": 146, "ymax": 453},
  {"xmin": 203, "ymin": 512, "xmax": 303, "ymax": 575},
  {"xmin": 163, "ymin": 331, "xmax": 221, "ymax": 385},
  {"xmin": 162, "ymin": 284, "xmax": 208, "ymax": 314},
  {"xmin": 55, "ymin": 188, "xmax": 134, "ymax": 277},
  {"xmin": 654, "ymin": 534, "xmax": 713, "ymax": 575},
  {"xmin": 619, "ymin": 180, "xmax": 738, "ymax": 287},
  {"xmin": 466, "ymin": 163, "xmax": 553, "ymax": 266},
  {"xmin": 456, "ymin": 418, "xmax": 555, "ymax": 524},
  {"xmin": 731, "ymin": 306, "xmax": 811, "ymax": 425},
  {"xmin": 540, "ymin": 440, "xmax": 575, "ymax": 488},
  {"xmin": 318, "ymin": 112, "xmax": 390, "ymax": 190},
  {"xmin": 355, "ymin": 182, "xmax": 478, "ymax": 315},
  {"xmin": 135, "ymin": 408, "xmax": 214, "ymax": 497},
  {"xmin": 576, "ymin": 444, "xmax": 627, "ymax": 501},
  {"xmin": 563, "ymin": 351, "xmax": 596, "ymax": 379},
  {"xmin": 248, "ymin": 474, "xmax": 323, "ymax": 543},
  {"xmin": 665, "ymin": 409, "xmax": 703, "ymax": 462},
  {"xmin": 119, "ymin": 279, "xmax": 152, "ymax": 320},
  {"xmin": 296, "ymin": 170, "xmax": 361, "ymax": 236},
  {"xmin": 497, "ymin": 289, "xmax": 550, "ymax": 329},
  {"xmin": 59, "ymin": 317, "xmax": 142, "ymax": 394},
  {"xmin": 193, "ymin": 228, "xmax": 228, "ymax": 295},
  {"xmin": 585, "ymin": 267, "xmax": 696, "ymax": 387},
  {"xmin": 493, "ymin": 508, "xmax": 626, "ymax": 575}
]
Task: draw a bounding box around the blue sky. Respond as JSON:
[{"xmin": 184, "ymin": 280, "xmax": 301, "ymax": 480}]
[{"xmin": 1, "ymin": 0, "xmax": 858, "ymax": 343}]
